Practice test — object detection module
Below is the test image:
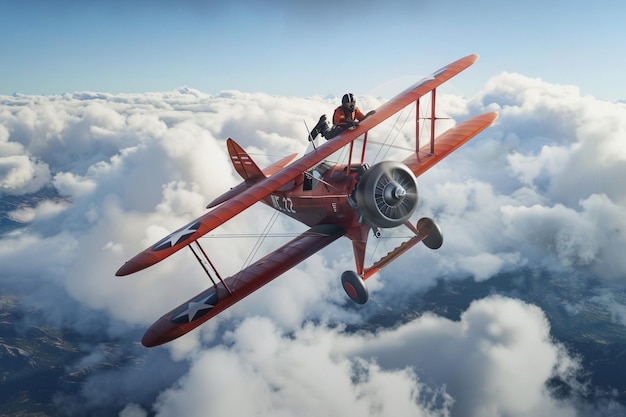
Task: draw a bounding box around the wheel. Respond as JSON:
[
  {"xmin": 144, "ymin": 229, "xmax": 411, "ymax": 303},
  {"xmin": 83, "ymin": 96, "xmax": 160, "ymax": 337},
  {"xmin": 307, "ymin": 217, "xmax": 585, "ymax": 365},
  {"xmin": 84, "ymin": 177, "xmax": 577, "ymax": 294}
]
[
  {"xmin": 418, "ymin": 217, "xmax": 443, "ymax": 250},
  {"xmin": 341, "ymin": 271, "xmax": 369, "ymax": 304}
]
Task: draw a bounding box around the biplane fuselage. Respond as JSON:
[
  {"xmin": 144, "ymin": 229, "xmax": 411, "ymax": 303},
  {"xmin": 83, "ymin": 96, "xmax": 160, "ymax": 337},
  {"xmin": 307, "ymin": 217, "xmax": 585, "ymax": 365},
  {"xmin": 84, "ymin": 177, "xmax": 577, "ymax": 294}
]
[
  {"xmin": 263, "ymin": 164, "xmax": 362, "ymax": 236},
  {"xmin": 116, "ymin": 54, "xmax": 498, "ymax": 347}
]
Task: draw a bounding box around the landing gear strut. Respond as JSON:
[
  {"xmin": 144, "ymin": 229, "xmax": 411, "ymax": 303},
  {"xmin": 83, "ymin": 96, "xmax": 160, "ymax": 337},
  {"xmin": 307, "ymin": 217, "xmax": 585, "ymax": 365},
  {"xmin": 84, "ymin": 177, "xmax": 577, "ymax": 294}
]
[{"xmin": 341, "ymin": 218, "xmax": 444, "ymax": 305}]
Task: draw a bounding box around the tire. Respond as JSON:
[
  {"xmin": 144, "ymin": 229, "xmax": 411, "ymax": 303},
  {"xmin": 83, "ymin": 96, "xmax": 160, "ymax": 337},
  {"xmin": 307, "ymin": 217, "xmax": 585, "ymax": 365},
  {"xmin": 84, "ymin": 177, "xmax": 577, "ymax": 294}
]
[{"xmin": 341, "ymin": 271, "xmax": 369, "ymax": 304}]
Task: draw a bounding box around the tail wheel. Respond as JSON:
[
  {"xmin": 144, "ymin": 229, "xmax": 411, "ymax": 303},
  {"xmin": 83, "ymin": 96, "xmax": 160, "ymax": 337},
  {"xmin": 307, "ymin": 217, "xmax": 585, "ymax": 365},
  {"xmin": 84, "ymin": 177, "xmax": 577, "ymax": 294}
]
[{"xmin": 341, "ymin": 271, "xmax": 369, "ymax": 304}]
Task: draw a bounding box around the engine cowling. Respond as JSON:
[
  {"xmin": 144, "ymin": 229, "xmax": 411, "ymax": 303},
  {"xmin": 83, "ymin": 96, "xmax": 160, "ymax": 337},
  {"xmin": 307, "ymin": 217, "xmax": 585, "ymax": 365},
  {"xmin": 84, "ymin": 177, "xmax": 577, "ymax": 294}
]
[{"xmin": 352, "ymin": 161, "xmax": 418, "ymax": 228}]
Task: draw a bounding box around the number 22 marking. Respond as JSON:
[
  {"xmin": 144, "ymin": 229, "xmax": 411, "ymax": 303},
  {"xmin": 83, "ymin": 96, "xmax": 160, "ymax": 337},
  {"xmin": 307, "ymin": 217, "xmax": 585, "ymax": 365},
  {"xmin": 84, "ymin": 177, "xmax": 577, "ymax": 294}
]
[{"xmin": 270, "ymin": 195, "xmax": 296, "ymax": 213}]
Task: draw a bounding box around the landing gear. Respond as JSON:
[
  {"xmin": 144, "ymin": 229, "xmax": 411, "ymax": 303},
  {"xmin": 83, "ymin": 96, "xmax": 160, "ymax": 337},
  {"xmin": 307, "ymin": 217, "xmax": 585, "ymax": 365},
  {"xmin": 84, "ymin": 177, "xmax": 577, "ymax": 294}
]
[
  {"xmin": 341, "ymin": 218, "xmax": 442, "ymax": 305},
  {"xmin": 341, "ymin": 270, "xmax": 369, "ymax": 304},
  {"xmin": 418, "ymin": 217, "xmax": 443, "ymax": 249}
]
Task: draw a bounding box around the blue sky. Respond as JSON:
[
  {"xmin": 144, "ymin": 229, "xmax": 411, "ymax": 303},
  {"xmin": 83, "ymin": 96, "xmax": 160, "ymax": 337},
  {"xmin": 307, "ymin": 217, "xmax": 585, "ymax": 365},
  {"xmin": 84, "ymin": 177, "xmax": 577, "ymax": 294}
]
[{"xmin": 1, "ymin": 0, "xmax": 625, "ymax": 99}]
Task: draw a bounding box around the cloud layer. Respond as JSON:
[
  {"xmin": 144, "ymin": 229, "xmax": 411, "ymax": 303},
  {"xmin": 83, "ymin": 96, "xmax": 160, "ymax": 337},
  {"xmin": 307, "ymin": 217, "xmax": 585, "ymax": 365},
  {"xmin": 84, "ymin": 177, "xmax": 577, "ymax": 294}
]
[
  {"xmin": 1, "ymin": 73, "xmax": 625, "ymax": 416},
  {"xmin": 153, "ymin": 297, "xmax": 580, "ymax": 417}
]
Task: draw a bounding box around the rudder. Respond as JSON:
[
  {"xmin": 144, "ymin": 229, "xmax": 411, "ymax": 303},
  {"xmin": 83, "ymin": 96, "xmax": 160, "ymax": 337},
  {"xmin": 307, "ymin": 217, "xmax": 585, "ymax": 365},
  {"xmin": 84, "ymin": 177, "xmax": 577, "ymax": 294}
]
[{"xmin": 227, "ymin": 138, "xmax": 266, "ymax": 181}]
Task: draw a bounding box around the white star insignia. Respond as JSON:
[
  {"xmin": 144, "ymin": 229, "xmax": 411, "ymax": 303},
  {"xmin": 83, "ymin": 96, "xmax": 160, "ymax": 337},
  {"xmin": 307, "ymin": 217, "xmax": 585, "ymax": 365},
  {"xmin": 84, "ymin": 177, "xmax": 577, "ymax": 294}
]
[
  {"xmin": 153, "ymin": 221, "xmax": 199, "ymax": 251},
  {"xmin": 173, "ymin": 293, "xmax": 216, "ymax": 322}
]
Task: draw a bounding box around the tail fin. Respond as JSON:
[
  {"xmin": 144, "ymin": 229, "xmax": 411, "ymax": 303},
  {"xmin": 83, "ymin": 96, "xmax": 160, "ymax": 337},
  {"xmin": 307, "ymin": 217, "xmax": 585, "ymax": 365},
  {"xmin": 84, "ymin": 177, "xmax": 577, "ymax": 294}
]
[
  {"xmin": 207, "ymin": 139, "xmax": 298, "ymax": 209},
  {"xmin": 227, "ymin": 138, "xmax": 266, "ymax": 181}
]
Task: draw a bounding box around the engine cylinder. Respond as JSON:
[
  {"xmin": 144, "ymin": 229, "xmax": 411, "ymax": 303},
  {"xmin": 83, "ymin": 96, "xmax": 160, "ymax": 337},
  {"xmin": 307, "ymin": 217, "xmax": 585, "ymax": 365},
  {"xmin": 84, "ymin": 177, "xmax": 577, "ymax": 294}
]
[{"xmin": 353, "ymin": 161, "xmax": 418, "ymax": 228}]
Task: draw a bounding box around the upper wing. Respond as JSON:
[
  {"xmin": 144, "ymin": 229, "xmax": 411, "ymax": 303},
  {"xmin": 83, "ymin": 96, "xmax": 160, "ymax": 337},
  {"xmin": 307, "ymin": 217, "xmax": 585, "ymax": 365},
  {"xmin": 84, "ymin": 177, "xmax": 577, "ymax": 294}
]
[
  {"xmin": 116, "ymin": 54, "xmax": 480, "ymax": 276},
  {"xmin": 348, "ymin": 54, "xmax": 480, "ymax": 137},
  {"xmin": 403, "ymin": 112, "xmax": 499, "ymax": 177},
  {"xmin": 141, "ymin": 224, "xmax": 346, "ymax": 347},
  {"xmin": 314, "ymin": 54, "xmax": 481, "ymax": 154}
]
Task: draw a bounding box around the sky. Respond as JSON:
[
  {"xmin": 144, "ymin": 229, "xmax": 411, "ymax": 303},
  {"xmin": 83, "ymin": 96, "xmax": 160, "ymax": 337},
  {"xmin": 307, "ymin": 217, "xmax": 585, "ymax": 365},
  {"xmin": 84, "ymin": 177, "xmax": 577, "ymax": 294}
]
[
  {"xmin": 2, "ymin": 1, "xmax": 626, "ymax": 416},
  {"xmin": 1, "ymin": 0, "xmax": 626, "ymax": 100}
]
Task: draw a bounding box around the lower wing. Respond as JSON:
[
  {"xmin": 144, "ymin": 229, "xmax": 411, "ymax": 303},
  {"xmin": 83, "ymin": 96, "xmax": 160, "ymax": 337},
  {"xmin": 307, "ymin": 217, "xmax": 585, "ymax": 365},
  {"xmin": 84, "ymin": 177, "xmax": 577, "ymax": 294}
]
[
  {"xmin": 403, "ymin": 112, "xmax": 498, "ymax": 177},
  {"xmin": 141, "ymin": 224, "xmax": 346, "ymax": 347}
]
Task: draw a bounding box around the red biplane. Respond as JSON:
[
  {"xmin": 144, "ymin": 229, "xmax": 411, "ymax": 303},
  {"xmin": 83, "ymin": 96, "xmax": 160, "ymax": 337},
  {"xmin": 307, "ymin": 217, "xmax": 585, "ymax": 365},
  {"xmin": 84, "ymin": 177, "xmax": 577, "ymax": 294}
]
[{"xmin": 116, "ymin": 54, "xmax": 498, "ymax": 347}]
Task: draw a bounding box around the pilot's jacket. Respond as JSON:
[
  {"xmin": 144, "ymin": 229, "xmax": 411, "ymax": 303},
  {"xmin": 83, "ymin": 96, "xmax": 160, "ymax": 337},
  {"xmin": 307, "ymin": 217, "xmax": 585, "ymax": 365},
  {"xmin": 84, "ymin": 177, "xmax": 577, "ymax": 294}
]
[{"xmin": 333, "ymin": 106, "xmax": 367, "ymax": 126}]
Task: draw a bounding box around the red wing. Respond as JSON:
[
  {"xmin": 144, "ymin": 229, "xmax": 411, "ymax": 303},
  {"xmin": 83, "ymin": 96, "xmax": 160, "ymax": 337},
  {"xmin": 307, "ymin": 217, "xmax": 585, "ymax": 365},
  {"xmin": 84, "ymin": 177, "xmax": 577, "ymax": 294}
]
[
  {"xmin": 403, "ymin": 112, "xmax": 498, "ymax": 178},
  {"xmin": 315, "ymin": 54, "xmax": 481, "ymax": 153},
  {"xmin": 141, "ymin": 224, "xmax": 346, "ymax": 347},
  {"xmin": 116, "ymin": 54, "xmax": 480, "ymax": 276}
]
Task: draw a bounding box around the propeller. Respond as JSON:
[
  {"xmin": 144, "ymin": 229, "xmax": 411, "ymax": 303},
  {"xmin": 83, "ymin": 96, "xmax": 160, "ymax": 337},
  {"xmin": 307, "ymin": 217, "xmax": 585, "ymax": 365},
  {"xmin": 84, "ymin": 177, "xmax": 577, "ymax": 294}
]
[{"xmin": 353, "ymin": 161, "xmax": 418, "ymax": 228}]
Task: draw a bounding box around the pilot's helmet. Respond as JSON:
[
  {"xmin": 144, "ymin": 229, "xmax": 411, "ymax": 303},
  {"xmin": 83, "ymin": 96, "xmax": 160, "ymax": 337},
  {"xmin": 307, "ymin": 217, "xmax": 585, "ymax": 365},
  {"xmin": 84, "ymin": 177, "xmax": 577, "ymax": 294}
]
[{"xmin": 342, "ymin": 93, "xmax": 356, "ymax": 111}]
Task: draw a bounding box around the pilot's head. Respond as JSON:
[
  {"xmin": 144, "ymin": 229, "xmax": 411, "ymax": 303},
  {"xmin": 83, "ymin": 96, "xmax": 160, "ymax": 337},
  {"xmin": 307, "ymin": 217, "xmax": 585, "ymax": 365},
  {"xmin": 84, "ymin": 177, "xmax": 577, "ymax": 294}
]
[{"xmin": 342, "ymin": 93, "xmax": 356, "ymax": 111}]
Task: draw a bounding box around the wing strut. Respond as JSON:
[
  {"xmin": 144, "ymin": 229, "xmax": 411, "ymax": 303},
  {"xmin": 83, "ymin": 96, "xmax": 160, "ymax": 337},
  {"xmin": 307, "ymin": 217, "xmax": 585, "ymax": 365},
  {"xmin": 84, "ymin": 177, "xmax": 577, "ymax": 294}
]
[
  {"xmin": 430, "ymin": 88, "xmax": 437, "ymax": 154},
  {"xmin": 360, "ymin": 131, "xmax": 368, "ymax": 164},
  {"xmin": 415, "ymin": 87, "xmax": 439, "ymax": 156},
  {"xmin": 352, "ymin": 84, "xmax": 441, "ymax": 169},
  {"xmin": 188, "ymin": 241, "xmax": 233, "ymax": 294}
]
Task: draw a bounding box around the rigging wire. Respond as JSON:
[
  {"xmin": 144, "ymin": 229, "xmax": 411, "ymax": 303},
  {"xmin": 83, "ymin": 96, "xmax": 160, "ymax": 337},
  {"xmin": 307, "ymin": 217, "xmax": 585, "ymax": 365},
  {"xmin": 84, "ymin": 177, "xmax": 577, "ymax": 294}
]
[
  {"xmin": 371, "ymin": 107, "xmax": 405, "ymax": 163},
  {"xmin": 370, "ymin": 103, "xmax": 417, "ymax": 163},
  {"xmin": 247, "ymin": 152, "xmax": 293, "ymax": 160},
  {"xmin": 240, "ymin": 210, "xmax": 281, "ymax": 270},
  {"xmin": 202, "ymin": 232, "xmax": 418, "ymax": 240},
  {"xmin": 362, "ymin": 140, "xmax": 417, "ymax": 153},
  {"xmin": 380, "ymin": 105, "xmax": 416, "ymax": 162},
  {"xmin": 203, "ymin": 232, "xmax": 321, "ymax": 239}
]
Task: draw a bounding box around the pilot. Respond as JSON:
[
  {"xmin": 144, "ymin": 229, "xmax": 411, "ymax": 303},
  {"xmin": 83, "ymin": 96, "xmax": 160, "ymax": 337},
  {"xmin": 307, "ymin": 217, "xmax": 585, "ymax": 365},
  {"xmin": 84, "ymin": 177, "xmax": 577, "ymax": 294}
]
[{"xmin": 309, "ymin": 93, "xmax": 374, "ymax": 140}]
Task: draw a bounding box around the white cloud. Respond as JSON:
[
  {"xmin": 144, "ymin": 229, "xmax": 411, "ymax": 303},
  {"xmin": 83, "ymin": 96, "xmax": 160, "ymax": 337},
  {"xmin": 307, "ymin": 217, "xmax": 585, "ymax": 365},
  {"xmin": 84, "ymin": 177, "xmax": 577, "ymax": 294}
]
[
  {"xmin": 52, "ymin": 171, "xmax": 97, "ymax": 197},
  {"xmin": 1, "ymin": 71, "xmax": 626, "ymax": 416},
  {"xmin": 153, "ymin": 297, "xmax": 582, "ymax": 417},
  {"xmin": 0, "ymin": 154, "xmax": 50, "ymax": 195},
  {"xmin": 500, "ymin": 194, "xmax": 626, "ymax": 282},
  {"xmin": 119, "ymin": 403, "xmax": 148, "ymax": 417},
  {"xmin": 0, "ymin": 123, "xmax": 24, "ymax": 156},
  {"xmin": 154, "ymin": 316, "xmax": 448, "ymax": 417},
  {"xmin": 8, "ymin": 198, "xmax": 70, "ymax": 223},
  {"xmin": 342, "ymin": 295, "xmax": 582, "ymax": 417}
]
